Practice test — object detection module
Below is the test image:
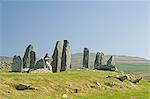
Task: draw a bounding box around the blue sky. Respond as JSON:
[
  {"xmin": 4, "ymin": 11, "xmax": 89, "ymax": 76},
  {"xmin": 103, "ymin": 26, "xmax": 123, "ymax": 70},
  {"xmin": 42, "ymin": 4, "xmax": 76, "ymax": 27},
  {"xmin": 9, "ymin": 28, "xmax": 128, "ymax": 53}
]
[{"xmin": 0, "ymin": 0, "xmax": 149, "ymax": 59}]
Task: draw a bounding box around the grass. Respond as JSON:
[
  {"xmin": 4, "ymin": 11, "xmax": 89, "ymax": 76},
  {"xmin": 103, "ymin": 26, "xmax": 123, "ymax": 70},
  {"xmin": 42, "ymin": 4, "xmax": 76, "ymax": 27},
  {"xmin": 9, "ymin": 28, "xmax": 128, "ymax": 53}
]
[{"xmin": 0, "ymin": 69, "xmax": 149, "ymax": 99}]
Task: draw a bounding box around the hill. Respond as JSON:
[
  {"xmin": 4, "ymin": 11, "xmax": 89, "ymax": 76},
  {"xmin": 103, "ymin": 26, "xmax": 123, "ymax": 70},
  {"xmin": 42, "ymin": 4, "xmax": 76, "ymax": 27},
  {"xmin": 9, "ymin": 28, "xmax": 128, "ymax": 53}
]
[{"xmin": 0, "ymin": 69, "xmax": 149, "ymax": 98}]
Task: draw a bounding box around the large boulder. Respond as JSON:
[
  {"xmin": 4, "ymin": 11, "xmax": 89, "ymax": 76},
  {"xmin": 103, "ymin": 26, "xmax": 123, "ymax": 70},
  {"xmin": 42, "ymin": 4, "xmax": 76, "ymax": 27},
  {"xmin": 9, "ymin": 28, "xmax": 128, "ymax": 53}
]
[
  {"xmin": 23, "ymin": 44, "xmax": 33, "ymax": 68},
  {"xmin": 11, "ymin": 55, "xmax": 23, "ymax": 72},
  {"xmin": 60, "ymin": 40, "xmax": 71, "ymax": 72},
  {"xmin": 83, "ymin": 48, "xmax": 89, "ymax": 68},
  {"xmin": 34, "ymin": 59, "xmax": 46, "ymax": 70},
  {"xmin": 51, "ymin": 41, "xmax": 62, "ymax": 72},
  {"xmin": 44, "ymin": 53, "xmax": 53, "ymax": 71},
  {"xmin": 30, "ymin": 51, "xmax": 36, "ymax": 69}
]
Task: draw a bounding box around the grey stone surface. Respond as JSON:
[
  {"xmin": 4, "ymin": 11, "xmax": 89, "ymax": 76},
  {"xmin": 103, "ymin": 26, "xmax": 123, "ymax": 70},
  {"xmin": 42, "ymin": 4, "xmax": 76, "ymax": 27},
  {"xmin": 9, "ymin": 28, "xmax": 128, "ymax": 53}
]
[
  {"xmin": 51, "ymin": 41, "xmax": 62, "ymax": 72},
  {"xmin": 34, "ymin": 59, "xmax": 46, "ymax": 70},
  {"xmin": 30, "ymin": 51, "xmax": 36, "ymax": 69},
  {"xmin": 23, "ymin": 44, "xmax": 33, "ymax": 68},
  {"xmin": 83, "ymin": 48, "xmax": 89, "ymax": 68},
  {"xmin": 94, "ymin": 52, "xmax": 101, "ymax": 69},
  {"xmin": 11, "ymin": 55, "xmax": 23, "ymax": 72},
  {"xmin": 94, "ymin": 52, "xmax": 106, "ymax": 69},
  {"xmin": 44, "ymin": 53, "xmax": 53, "ymax": 71},
  {"xmin": 60, "ymin": 40, "xmax": 71, "ymax": 72},
  {"xmin": 107, "ymin": 56, "xmax": 115, "ymax": 66}
]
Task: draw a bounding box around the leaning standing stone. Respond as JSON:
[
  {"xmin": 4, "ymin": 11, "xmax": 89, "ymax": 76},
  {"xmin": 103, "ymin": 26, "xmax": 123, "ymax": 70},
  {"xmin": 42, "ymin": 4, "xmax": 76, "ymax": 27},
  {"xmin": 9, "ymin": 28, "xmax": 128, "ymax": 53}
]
[
  {"xmin": 60, "ymin": 40, "xmax": 71, "ymax": 72},
  {"xmin": 11, "ymin": 55, "xmax": 23, "ymax": 72},
  {"xmin": 23, "ymin": 44, "xmax": 33, "ymax": 68},
  {"xmin": 51, "ymin": 41, "xmax": 62, "ymax": 72},
  {"xmin": 83, "ymin": 48, "xmax": 89, "ymax": 68},
  {"xmin": 30, "ymin": 51, "xmax": 36, "ymax": 69}
]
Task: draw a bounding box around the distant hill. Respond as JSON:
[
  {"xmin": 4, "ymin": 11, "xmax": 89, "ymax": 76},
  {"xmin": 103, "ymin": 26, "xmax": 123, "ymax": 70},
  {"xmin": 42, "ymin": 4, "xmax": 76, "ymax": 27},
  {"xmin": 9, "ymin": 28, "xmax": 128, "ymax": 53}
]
[{"xmin": 71, "ymin": 53, "xmax": 150, "ymax": 68}]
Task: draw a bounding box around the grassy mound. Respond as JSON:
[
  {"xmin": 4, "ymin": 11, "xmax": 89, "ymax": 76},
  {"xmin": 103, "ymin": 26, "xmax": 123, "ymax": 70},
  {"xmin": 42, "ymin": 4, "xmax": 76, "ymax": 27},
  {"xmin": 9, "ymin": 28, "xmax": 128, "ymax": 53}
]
[{"xmin": 0, "ymin": 69, "xmax": 149, "ymax": 99}]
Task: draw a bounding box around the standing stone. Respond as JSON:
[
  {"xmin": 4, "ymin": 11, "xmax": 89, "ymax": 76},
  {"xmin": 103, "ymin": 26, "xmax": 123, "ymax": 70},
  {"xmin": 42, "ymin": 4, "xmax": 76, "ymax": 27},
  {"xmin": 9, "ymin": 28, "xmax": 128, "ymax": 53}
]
[
  {"xmin": 83, "ymin": 48, "xmax": 89, "ymax": 68},
  {"xmin": 107, "ymin": 56, "xmax": 115, "ymax": 66},
  {"xmin": 11, "ymin": 55, "xmax": 23, "ymax": 72},
  {"xmin": 94, "ymin": 52, "xmax": 106, "ymax": 69},
  {"xmin": 23, "ymin": 44, "xmax": 33, "ymax": 68},
  {"xmin": 34, "ymin": 59, "xmax": 46, "ymax": 70},
  {"xmin": 99, "ymin": 52, "xmax": 106, "ymax": 65},
  {"xmin": 94, "ymin": 52, "xmax": 101, "ymax": 69},
  {"xmin": 60, "ymin": 40, "xmax": 71, "ymax": 72},
  {"xmin": 30, "ymin": 51, "xmax": 36, "ymax": 69},
  {"xmin": 44, "ymin": 53, "xmax": 53, "ymax": 71},
  {"xmin": 51, "ymin": 41, "xmax": 62, "ymax": 72}
]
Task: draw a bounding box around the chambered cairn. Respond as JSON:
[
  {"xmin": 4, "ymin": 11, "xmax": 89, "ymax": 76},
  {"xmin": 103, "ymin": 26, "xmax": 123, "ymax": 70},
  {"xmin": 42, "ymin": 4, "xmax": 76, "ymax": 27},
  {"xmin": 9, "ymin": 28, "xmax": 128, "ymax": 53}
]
[
  {"xmin": 11, "ymin": 40, "xmax": 117, "ymax": 73},
  {"xmin": 83, "ymin": 48, "xmax": 89, "ymax": 68},
  {"xmin": 60, "ymin": 40, "xmax": 71, "ymax": 72},
  {"xmin": 94, "ymin": 52, "xmax": 117, "ymax": 71}
]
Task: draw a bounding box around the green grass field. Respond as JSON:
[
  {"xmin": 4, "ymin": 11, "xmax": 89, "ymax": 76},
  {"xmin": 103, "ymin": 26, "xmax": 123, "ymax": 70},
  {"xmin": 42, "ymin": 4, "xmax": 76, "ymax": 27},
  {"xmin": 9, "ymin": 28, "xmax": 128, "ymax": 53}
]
[{"xmin": 0, "ymin": 69, "xmax": 149, "ymax": 99}]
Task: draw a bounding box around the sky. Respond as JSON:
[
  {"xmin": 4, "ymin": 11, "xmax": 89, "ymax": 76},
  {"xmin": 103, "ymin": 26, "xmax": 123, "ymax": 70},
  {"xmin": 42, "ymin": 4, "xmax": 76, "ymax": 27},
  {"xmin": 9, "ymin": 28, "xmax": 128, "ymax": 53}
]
[{"xmin": 0, "ymin": 0, "xmax": 149, "ymax": 59}]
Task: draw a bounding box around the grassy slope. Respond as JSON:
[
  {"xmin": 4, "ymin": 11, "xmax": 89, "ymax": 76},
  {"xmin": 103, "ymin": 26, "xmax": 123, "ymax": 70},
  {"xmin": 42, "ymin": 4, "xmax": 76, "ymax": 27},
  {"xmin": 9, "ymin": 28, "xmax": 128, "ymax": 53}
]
[{"xmin": 0, "ymin": 69, "xmax": 149, "ymax": 99}]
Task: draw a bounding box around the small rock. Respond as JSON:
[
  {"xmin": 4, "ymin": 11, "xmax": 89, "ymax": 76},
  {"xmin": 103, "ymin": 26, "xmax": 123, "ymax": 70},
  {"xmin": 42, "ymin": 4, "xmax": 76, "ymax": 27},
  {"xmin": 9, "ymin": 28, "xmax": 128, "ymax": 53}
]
[
  {"xmin": 132, "ymin": 77, "xmax": 142, "ymax": 84},
  {"xmin": 15, "ymin": 84, "xmax": 37, "ymax": 90},
  {"xmin": 62, "ymin": 94, "xmax": 68, "ymax": 98},
  {"xmin": 74, "ymin": 88, "xmax": 79, "ymax": 93},
  {"xmin": 93, "ymin": 70, "xmax": 96, "ymax": 72},
  {"xmin": 106, "ymin": 75, "xmax": 111, "ymax": 78},
  {"xmin": 96, "ymin": 82, "xmax": 101, "ymax": 87},
  {"xmin": 116, "ymin": 76, "xmax": 127, "ymax": 82}
]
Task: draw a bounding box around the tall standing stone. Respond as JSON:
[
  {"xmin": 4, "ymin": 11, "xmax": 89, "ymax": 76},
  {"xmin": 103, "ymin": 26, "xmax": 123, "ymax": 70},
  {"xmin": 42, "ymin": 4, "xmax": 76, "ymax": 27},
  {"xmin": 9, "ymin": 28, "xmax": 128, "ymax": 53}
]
[
  {"xmin": 11, "ymin": 55, "xmax": 23, "ymax": 72},
  {"xmin": 107, "ymin": 56, "xmax": 115, "ymax": 66},
  {"xmin": 83, "ymin": 48, "xmax": 89, "ymax": 68},
  {"xmin": 23, "ymin": 44, "xmax": 33, "ymax": 68},
  {"xmin": 60, "ymin": 40, "xmax": 71, "ymax": 72},
  {"xmin": 34, "ymin": 59, "xmax": 46, "ymax": 69},
  {"xmin": 51, "ymin": 41, "xmax": 62, "ymax": 72},
  {"xmin": 44, "ymin": 53, "xmax": 53, "ymax": 71},
  {"xmin": 94, "ymin": 52, "xmax": 101, "ymax": 69},
  {"xmin": 30, "ymin": 51, "xmax": 36, "ymax": 69}
]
